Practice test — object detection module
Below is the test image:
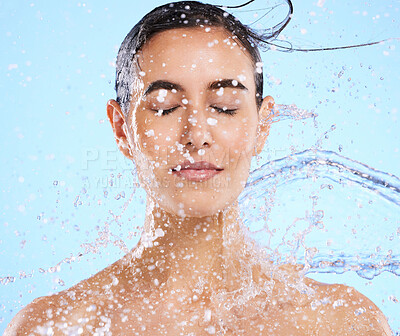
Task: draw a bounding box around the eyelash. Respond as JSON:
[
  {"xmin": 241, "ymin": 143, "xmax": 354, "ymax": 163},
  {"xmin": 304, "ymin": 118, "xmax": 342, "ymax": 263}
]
[
  {"xmin": 151, "ymin": 106, "xmax": 237, "ymax": 116},
  {"xmin": 152, "ymin": 106, "xmax": 179, "ymax": 115},
  {"xmin": 210, "ymin": 106, "xmax": 237, "ymax": 116}
]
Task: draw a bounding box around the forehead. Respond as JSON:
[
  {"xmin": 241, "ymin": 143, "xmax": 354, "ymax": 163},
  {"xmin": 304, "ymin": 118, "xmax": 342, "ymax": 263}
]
[{"xmin": 136, "ymin": 27, "xmax": 255, "ymax": 88}]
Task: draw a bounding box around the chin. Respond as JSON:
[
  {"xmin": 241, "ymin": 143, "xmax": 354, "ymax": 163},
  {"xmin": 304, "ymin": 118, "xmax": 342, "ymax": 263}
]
[
  {"xmin": 149, "ymin": 177, "xmax": 245, "ymax": 218},
  {"xmin": 169, "ymin": 192, "xmax": 238, "ymax": 218}
]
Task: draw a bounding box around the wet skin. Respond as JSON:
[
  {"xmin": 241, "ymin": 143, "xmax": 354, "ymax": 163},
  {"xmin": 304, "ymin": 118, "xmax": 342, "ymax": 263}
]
[
  {"xmin": 5, "ymin": 27, "xmax": 392, "ymax": 335},
  {"xmin": 5, "ymin": 253, "xmax": 392, "ymax": 335}
]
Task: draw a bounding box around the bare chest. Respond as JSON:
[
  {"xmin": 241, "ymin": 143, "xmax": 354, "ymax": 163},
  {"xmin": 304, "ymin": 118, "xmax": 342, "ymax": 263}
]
[{"xmin": 89, "ymin": 298, "xmax": 312, "ymax": 336}]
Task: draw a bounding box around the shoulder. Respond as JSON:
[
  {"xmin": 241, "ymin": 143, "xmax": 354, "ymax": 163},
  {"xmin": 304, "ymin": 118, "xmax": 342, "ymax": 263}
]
[
  {"xmin": 4, "ymin": 282, "xmax": 103, "ymax": 335},
  {"xmin": 4, "ymin": 257, "xmax": 141, "ymax": 335},
  {"xmin": 4, "ymin": 293, "xmax": 70, "ymax": 335},
  {"xmin": 4, "ymin": 270, "xmax": 110, "ymax": 335},
  {"xmin": 305, "ymin": 279, "xmax": 392, "ymax": 335}
]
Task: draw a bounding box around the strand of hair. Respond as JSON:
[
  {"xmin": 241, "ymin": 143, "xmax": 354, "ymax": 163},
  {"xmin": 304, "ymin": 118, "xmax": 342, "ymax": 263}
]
[
  {"xmin": 264, "ymin": 38, "xmax": 398, "ymax": 52},
  {"xmin": 217, "ymin": 0, "xmax": 256, "ymax": 9},
  {"xmin": 222, "ymin": 0, "xmax": 397, "ymax": 53}
]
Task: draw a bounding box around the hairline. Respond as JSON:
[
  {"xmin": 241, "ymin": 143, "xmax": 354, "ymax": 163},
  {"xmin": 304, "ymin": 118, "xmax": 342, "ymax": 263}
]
[{"xmin": 126, "ymin": 25, "xmax": 261, "ymax": 117}]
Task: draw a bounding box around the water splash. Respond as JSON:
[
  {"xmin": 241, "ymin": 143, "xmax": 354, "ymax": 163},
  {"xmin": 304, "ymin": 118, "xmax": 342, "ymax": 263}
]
[
  {"xmin": 240, "ymin": 149, "xmax": 400, "ymax": 279},
  {"xmin": 273, "ymin": 103, "xmax": 318, "ymax": 121},
  {"xmin": 244, "ymin": 149, "xmax": 400, "ymax": 204}
]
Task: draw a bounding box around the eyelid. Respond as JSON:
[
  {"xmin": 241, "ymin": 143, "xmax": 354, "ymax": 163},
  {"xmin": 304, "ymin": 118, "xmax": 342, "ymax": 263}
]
[
  {"xmin": 210, "ymin": 106, "xmax": 238, "ymax": 115},
  {"xmin": 149, "ymin": 105, "xmax": 237, "ymax": 116},
  {"xmin": 151, "ymin": 105, "xmax": 180, "ymax": 116}
]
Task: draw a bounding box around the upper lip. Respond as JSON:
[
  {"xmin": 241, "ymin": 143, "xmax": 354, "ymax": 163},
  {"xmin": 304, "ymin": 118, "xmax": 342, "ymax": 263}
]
[{"xmin": 172, "ymin": 160, "xmax": 223, "ymax": 171}]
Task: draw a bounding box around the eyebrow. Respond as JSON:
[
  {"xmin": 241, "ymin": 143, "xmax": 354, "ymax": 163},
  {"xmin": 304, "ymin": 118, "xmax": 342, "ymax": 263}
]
[
  {"xmin": 208, "ymin": 79, "xmax": 248, "ymax": 91},
  {"xmin": 143, "ymin": 78, "xmax": 248, "ymax": 96},
  {"xmin": 144, "ymin": 80, "xmax": 184, "ymax": 96}
]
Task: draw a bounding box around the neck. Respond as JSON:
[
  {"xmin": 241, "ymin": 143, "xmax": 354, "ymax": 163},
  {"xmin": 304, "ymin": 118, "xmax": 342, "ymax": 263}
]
[{"xmin": 131, "ymin": 198, "xmax": 250, "ymax": 296}]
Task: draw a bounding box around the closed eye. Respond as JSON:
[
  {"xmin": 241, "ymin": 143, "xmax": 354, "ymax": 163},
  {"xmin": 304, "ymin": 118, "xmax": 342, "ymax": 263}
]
[
  {"xmin": 210, "ymin": 106, "xmax": 237, "ymax": 116},
  {"xmin": 151, "ymin": 106, "xmax": 180, "ymax": 116}
]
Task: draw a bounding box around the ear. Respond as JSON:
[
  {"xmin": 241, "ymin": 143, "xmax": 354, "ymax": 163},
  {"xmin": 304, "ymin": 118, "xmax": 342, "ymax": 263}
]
[
  {"xmin": 107, "ymin": 99, "xmax": 133, "ymax": 160},
  {"xmin": 254, "ymin": 96, "xmax": 275, "ymax": 156}
]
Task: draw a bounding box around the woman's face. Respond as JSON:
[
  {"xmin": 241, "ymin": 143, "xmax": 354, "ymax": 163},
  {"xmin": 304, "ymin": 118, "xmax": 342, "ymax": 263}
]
[{"xmin": 120, "ymin": 27, "xmax": 270, "ymax": 218}]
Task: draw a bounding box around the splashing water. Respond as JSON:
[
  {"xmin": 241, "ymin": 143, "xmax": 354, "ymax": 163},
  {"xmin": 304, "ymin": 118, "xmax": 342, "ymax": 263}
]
[
  {"xmin": 2, "ymin": 102, "xmax": 398, "ymax": 285},
  {"xmin": 1, "ymin": 103, "xmax": 399, "ymax": 333},
  {"xmin": 240, "ymin": 149, "xmax": 400, "ymax": 280},
  {"xmin": 272, "ymin": 103, "xmax": 317, "ymax": 121}
]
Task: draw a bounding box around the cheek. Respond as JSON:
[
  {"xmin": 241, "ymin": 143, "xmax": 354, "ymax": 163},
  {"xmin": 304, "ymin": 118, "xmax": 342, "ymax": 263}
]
[
  {"xmin": 218, "ymin": 119, "xmax": 257, "ymax": 155},
  {"xmin": 135, "ymin": 115, "xmax": 181, "ymax": 160}
]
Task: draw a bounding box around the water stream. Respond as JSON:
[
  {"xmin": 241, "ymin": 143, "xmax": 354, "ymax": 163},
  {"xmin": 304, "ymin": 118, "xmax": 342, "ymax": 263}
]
[{"xmin": 241, "ymin": 148, "xmax": 400, "ymax": 280}]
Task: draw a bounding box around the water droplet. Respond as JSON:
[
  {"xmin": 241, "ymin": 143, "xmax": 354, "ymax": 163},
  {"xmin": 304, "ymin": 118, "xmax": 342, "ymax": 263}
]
[
  {"xmin": 204, "ymin": 309, "xmax": 212, "ymax": 322},
  {"xmin": 145, "ymin": 129, "xmax": 155, "ymax": 137},
  {"xmin": 207, "ymin": 118, "xmax": 217, "ymax": 126},
  {"xmin": 354, "ymin": 307, "xmax": 366, "ymax": 316},
  {"xmin": 74, "ymin": 196, "xmax": 81, "ymax": 207},
  {"xmin": 205, "ymin": 325, "xmax": 216, "ymax": 334}
]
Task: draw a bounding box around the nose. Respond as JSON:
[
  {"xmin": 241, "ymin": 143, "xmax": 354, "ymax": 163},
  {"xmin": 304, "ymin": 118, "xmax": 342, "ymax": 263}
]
[{"xmin": 182, "ymin": 108, "xmax": 213, "ymax": 150}]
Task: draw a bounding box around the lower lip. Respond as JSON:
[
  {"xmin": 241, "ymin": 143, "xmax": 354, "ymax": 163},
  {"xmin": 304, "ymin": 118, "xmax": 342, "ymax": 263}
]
[{"xmin": 173, "ymin": 169, "xmax": 222, "ymax": 182}]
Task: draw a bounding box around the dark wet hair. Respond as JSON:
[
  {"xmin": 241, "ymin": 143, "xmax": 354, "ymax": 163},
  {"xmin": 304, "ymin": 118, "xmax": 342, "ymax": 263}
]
[{"xmin": 115, "ymin": 1, "xmax": 289, "ymax": 116}]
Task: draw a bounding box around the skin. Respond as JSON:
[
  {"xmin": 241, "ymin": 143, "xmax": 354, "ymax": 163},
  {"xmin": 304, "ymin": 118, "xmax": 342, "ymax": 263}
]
[{"xmin": 5, "ymin": 27, "xmax": 392, "ymax": 336}]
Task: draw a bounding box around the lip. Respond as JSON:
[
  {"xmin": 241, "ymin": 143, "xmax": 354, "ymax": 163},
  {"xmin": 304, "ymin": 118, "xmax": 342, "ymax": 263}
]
[{"xmin": 172, "ymin": 160, "xmax": 223, "ymax": 182}]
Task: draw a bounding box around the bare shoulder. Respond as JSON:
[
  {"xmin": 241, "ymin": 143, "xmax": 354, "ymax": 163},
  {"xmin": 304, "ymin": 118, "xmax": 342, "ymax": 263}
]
[
  {"xmin": 304, "ymin": 278, "xmax": 392, "ymax": 335},
  {"xmin": 4, "ymin": 279, "xmax": 98, "ymax": 335},
  {"xmin": 4, "ymin": 293, "xmax": 63, "ymax": 335},
  {"xmin": 4, "ymin": 259, "xmax": 128, "ymax": 335}
]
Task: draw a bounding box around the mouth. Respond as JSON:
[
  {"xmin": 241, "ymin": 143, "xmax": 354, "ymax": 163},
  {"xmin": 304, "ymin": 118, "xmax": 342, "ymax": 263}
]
[
  {"xmin": 172, "ymin": 160, "xmax": 223, "ymax": 182},
  {"xmin": 172, "ymin": 160, "xmax": 223, "ymax": 171}
]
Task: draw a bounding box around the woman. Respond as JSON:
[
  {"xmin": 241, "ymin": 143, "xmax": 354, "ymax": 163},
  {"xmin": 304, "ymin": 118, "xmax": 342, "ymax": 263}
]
[{"xmin": 5, "ymin": 1, "xmax": 392, "ymax": 335}]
